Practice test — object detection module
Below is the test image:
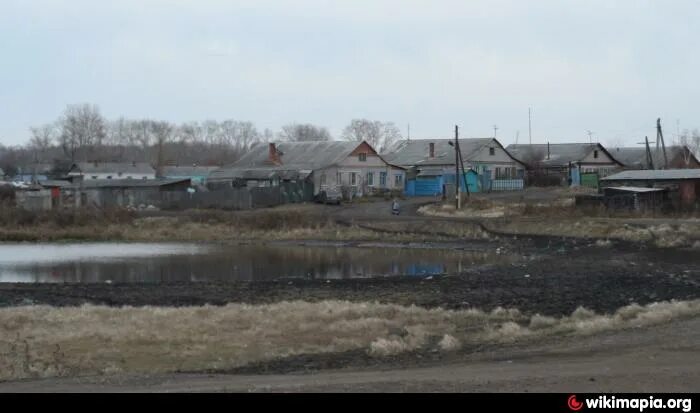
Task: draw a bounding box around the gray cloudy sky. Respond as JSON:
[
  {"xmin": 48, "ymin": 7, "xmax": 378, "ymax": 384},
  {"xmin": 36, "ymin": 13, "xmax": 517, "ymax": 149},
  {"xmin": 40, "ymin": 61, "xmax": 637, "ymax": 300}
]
[{"xmin": 1, "ymin": 0, "xmax": 699, "ymax": 147}]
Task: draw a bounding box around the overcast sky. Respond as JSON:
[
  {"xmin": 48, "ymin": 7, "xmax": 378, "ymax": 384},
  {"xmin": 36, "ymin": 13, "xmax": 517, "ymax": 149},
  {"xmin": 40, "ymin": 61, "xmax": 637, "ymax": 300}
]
[{"xmin": 1, "ymin": 0, "xmax": 699, "ymax": 147}]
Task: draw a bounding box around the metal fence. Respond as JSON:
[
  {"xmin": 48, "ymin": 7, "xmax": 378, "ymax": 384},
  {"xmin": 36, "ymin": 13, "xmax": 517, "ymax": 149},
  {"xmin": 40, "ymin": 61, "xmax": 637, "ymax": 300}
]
[{"xmin": 488, "ymin": 179, "xmax": 524, "ymax": 191}]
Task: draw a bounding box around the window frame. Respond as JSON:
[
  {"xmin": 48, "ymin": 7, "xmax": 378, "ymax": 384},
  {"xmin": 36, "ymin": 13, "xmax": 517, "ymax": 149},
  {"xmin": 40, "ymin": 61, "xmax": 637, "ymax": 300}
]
[{"xmin": 379, "ymin": 172, "xmax": 387, "ymax": 187}]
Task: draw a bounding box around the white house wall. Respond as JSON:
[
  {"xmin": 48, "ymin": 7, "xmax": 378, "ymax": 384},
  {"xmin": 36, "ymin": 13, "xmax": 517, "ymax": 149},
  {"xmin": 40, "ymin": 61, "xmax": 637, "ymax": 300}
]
[
  {"xmin": 314, "ymin": 154, "xmax": 405, "ymax": 195},
  {"xmin": 462, "ymin": 143, "xmax": 526, "ymax": 178}
]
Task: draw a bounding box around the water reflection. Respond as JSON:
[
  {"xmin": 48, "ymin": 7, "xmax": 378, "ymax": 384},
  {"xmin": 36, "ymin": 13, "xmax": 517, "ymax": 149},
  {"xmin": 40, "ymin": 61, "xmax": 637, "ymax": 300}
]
[{"xmin": 0, "ymin": 243, "xmax": 510, "ymax": 283}]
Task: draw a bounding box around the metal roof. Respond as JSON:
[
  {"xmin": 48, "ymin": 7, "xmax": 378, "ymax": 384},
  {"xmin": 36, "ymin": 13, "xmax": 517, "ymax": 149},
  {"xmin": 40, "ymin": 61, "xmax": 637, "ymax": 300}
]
[
  {"xmin": 604, "ymin": 186, "xmax": 666, "ymax": 193},
  {"xmin": 505, "ymin": 143, "xmax": 616, "ymax": 167},
  {"xmin": 382, "ymin": 138, "xmax": 508, "ymax": 167},
  {"xmin": 161, "ymin": 165, "xmax": 219, "ymax": 177},
  {"xmin": 209, "ymin": 141, "xmax": 381, "ymax": 181},
  {"xmin": 80, "ymin": 178, "xmax": 191, "ymax": 188},
  {"xmin": 72, "ymin": 162, "xmax": 155, "ymax": 175},
  {"xmin": 601, "ymin": 169, "xmax": 700, "ymax": 181},
  {"xmin": 39, "ymin": 180, "xmax": 73, "ymax": 188},
  {"xmin": 608, "ymin": 146, "xmax": 697, "ymax": 169}
]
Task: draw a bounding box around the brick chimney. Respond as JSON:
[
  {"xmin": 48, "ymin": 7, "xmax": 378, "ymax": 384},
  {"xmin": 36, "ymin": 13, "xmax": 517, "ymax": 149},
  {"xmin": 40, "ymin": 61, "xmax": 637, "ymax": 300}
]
[
  {"xmin": 268, "ymin": 143, "xmax": 281, "ymax": 165},
  {"xmin": 429, "ymin": 142, "xmax": 435, "ymax": 158}
]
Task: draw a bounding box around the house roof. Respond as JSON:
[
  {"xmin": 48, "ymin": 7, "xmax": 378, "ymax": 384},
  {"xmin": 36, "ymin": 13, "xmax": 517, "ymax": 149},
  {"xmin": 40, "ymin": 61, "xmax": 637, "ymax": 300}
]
[
  {"xmin": 71, "ymin": 162, "xmax": 155, "ymax": 175},
  {"xmin": 608, "ymin": 146, "xmax": 698, "ymax": 169},
  {"xmin": 382, "ymin": 138, "xmax": 518, "ymax": 167},
  {"xmin": 80, "ymin": 178, "xmax": 191, "ymax": 188},
  {"xmin": 39, "ymin": 180, "xmax": 73, "ymax": 188},
  {"xmin": 161, "ymin": 165, "xmax": 220, "ymax": 177},
  {"xmin": 209, "ymin": 141, "xmax": 381, "ymax": 181},
  {"xmin": 604, "ymin": 186, "xmax": 666, "ymax": 193},
  {"xmin": 601, "ymin": 169, "xmax": 700, "ymax": 181},
  {"xmin": 506, "ymin": 143, "xmax": 620, "ymax": 167}
]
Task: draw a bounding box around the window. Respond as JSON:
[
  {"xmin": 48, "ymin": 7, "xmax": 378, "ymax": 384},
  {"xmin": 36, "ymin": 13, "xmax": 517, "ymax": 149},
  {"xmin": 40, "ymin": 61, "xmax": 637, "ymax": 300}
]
[
  {"xmin": 380, "ymin": 172, "xmax": 387, "ymax": 187},
  {"xmin": 489, "ymin": 147, "xmax": 495, "ymax": 156},
  {"xmin": 320, "ymin": 174, "xmax": 326, "ymax": 186},
  {"xmin": 107, "ymin": 175, "xmax": 112, "ymax": 179},
  {"xmin": 337, "ymin": 172, "xmax": 342, "ymax": 184},
  {"xmin": 91, "ymin": 176, "xmax": 98, "ymax": 180},
  {"xmin": 594, "ymin": 150, "xmax": 599, "ymax": 159},
  {"xmin": 359, "ymin": 153, "xmax": 367, "ymax": 162},
  {"xmin": 367, "ymin": 172, "xmax": 374, "ymax": 186},
  {"xmin": 394, "ymin": 174, "xmax": 403, "ymax": 186},
  {"xmin": 350, "ymin": 172, "xmax": 356, "ymax": 185}
]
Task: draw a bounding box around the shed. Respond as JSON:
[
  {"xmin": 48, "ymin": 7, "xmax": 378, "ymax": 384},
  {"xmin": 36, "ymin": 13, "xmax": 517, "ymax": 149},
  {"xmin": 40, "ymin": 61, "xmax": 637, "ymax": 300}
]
[
  {"xmin": 602, "ymin": 186, "xmax": 668, "ymax": 212},
  {"xmin": 601, "ymin": 169, "xmax": 700, "ymax": 208}
]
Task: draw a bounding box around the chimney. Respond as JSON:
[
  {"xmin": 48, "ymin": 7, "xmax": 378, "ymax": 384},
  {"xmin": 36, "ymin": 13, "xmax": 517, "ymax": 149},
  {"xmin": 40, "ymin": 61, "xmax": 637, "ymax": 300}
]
[
  {"xmin": 269, "ymin": 143, "xmax": 281, "ymax": 164},
  {"xmin": 429, "ymin": 142, "xmax": 435, "ymax": 158},
  {"xmin": 547, "ymin": 142, "xmax": 550, "ymax": 160}
]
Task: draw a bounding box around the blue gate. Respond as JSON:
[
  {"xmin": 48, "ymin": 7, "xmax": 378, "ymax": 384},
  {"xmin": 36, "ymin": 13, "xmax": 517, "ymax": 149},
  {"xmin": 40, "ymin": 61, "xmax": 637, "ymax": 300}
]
[{"xmin": 414, "ymin": 176, "xmax": 443, "ymax": 196}]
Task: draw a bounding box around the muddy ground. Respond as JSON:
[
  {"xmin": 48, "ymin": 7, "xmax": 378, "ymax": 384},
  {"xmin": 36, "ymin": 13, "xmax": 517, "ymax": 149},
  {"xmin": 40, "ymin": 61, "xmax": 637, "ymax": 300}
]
[
  {"xmin": 2, "ymin": 240, "xmax": 700, "ymax": 316},
  {"xmin": 2, "ymin": 189, "xmax": 700, "ymax": 391}
]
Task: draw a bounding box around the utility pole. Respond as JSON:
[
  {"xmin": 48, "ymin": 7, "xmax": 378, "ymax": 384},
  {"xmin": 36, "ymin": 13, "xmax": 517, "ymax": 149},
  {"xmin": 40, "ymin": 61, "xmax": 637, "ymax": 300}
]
[
  {"xmin": 515, "ymin": 130, "xmax": 520, "ymax": 145},
  {"xmin": 657, "ymin": 118, "xmax": 668, "ymax": 169},
  {"xmin": 455, "ymin": 125, "xmax": 461, "ymax": 210},
  {"xmin": 457, "ymin": 138, "xmax": 470, "ymax": 199},
  {"xmin": 493, "ymin": 125, "xmax": 498, "ymax": 138},
  {"xmin": 645, "ymin": 136, "xmax": 654, "ymax": 170},
  {"xmin": 528, "ymin": 108, "xmax": 532, "ymax": 144},
  {"xmin": 407, "ymin": 123, "xmax": 410, "ymax": 141}
]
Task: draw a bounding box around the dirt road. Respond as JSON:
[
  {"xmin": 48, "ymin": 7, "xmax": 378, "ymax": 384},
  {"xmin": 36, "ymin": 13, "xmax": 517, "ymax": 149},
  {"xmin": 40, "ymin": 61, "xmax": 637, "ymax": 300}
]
[{"xmin": 2, "ymin": 315, "xmax": 697, "ymax": 392}]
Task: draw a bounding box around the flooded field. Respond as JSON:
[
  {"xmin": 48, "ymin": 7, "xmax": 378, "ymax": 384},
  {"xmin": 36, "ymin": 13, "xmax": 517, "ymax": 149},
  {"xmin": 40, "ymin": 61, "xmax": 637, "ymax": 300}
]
[{"xmin": 0, "ymin": 242, "xmax": 511, "ymax": 283}]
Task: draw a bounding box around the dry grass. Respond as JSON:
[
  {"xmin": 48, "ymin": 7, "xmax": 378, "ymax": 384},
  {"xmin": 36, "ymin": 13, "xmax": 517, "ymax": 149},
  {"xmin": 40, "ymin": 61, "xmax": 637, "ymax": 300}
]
[
  {"xmin": 1, "ymin": 299, "xmax": 698, "ymax": 381},
  {"xmin": 0, "ymin": 207, "xmax": 387, "ymax": 242}
]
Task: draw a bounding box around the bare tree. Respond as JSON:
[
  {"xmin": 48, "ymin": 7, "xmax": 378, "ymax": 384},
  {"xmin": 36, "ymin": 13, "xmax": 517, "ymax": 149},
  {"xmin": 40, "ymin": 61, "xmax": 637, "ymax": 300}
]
[
  {"xmin": 677, "ymin": 128, "xmax": 700, "ymax": 165},
  {"xmin": 341, "ymin": 119, "xmax": 402, "ymax": 152},
  {"xmin": 150, "ymin": 121, "xmax": 173, "ymax": 176},
  {"xmin": 279, "ymin": 123, "xmax": 332, "ymax": 142},
  {"xmin": 58, "ymin": 104, "xmax": 107, "ymax": 162},
  {"xmin": 28, "ymin": 123, "xmax": 57, "ymax": 161}
]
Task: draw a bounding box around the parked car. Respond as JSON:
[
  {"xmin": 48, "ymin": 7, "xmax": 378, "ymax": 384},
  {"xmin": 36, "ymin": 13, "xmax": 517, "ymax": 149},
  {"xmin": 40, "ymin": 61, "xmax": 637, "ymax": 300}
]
[{"xmin": 316, "ymin": 187, "xmax": 342, "ymax": 205}]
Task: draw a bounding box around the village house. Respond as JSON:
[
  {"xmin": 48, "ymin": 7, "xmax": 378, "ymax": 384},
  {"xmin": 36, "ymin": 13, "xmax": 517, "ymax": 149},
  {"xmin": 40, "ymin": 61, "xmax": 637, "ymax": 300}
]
[
  {"xmin": 382, "ymin": 138, "xmax": 526, "ymax": 196},
  {"xmin": 68, "ymin": 161, "xmax": 156, "ymax": 181},
  {"xmin": 506, "ymin": 143, "xmax": 622, "ymax": 187},
  {"xmin": 208, "ymin": 141, "xmax": 406, "ymax": 197},
  {"xmin": 609, "ymin": 145, "xmax": 700, "ymax": 170}
]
